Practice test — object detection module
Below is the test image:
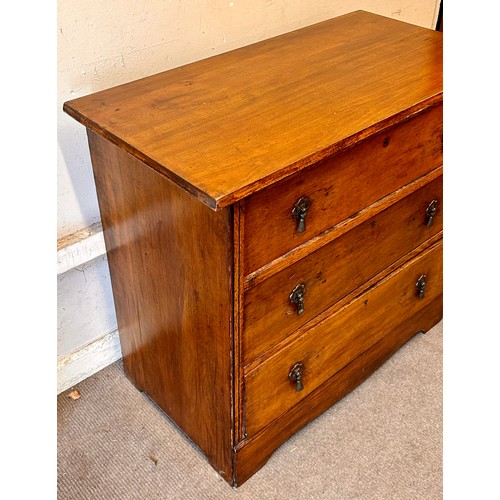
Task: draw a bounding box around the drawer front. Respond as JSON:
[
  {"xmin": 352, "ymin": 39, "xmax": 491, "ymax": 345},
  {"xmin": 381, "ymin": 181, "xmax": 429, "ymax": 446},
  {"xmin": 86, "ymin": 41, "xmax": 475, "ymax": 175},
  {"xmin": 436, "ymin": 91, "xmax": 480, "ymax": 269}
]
[
  {"xmin": 243, "ymin": 174, "xmax": 442, "ymax": 364},
  {"xmin": 243, "ymin": 104, "xmax": 442, "ymax": 273},
  {"xmin": 244, "ymin": 240, "xmax": 442, "ymax": 437}
]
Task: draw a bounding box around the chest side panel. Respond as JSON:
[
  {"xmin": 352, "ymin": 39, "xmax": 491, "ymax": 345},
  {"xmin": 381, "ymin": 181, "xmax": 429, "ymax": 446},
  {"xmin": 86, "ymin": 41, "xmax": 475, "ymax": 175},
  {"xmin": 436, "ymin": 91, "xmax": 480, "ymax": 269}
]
[{"xmin": 87, "ymin": 130, "xmax": 235, "ymax": 480}]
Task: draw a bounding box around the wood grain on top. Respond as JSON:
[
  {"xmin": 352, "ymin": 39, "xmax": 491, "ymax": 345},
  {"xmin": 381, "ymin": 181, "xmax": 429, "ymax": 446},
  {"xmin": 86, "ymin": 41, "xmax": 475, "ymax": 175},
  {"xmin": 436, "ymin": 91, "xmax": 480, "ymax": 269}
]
[{"xmin": 63, "ymin": 10, "xmax": 443, "ymax": 209}]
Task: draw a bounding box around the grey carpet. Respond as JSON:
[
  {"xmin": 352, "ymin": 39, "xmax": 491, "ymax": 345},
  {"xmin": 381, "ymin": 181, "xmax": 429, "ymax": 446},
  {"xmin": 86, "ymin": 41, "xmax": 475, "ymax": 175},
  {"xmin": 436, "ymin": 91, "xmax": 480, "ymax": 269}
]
[{"xmin": 58, "ymin": 321, "xmax": 442, "ymax": 499}]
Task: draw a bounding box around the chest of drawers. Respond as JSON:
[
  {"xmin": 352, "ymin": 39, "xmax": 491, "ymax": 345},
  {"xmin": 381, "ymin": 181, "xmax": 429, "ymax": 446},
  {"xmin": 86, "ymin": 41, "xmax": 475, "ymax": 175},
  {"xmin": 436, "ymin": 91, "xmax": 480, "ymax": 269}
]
[{"xmin": 63, "ymin": 10, "xmax": 443, "ymax": 486}]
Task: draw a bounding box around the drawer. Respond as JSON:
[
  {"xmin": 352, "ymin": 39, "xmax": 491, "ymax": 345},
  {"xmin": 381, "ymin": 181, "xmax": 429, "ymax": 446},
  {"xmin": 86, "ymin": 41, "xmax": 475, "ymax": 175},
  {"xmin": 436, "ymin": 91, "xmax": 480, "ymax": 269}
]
[
  {"xmin": 243, "ymin": 104, "xmax": 442, "ymax": 273},
  {"xmin": 243, "ymin": 240, "xmax": 442, "ymax": 437},
  {"xmin": 243, "ymin": 174, "xmax": 442, "ymax": 364}
]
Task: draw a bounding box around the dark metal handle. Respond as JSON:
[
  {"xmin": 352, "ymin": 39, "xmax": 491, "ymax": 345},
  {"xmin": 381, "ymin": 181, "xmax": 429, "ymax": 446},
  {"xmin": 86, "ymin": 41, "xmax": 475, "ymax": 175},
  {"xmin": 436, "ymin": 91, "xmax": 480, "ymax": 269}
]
[
  {"xmin": 288, "ymin": 362, "xmax": 304, "ymax": 391},
  {"xmin": 289, "ymin": 283, "xmax": 306, "ymax": 315},
  {"xmin": 416, "ymin": 274, "xmax": 427, "ymax": 299},
  {"xmin": 425, "ymin": 199, "xmax": 439, "ymax": 227},
  {"xmin": 292, "ymin": 196, "xmax": 311, "ymax": 233}
]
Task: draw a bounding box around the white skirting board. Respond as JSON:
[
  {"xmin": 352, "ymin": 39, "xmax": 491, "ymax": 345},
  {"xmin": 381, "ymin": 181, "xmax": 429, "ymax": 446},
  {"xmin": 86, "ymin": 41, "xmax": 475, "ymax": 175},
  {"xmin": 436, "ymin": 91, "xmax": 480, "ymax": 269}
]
[
  {"xmin": 58, "ymin": 224, "xmax": 122, "ymax": 394},
  {"xmin": 57, "ymin": 222, "xmax": 106, "ymax": 275},
  {"xmin": 57, "ymin": 329, "xmax": 122, "ymax": 394}
]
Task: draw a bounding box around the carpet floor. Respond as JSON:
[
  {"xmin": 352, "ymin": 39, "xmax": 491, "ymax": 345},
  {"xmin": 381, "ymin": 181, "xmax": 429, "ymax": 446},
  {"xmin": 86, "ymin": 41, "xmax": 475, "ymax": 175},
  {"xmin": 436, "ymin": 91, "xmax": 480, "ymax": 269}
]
[{"xmin": 58, "ymin": 321, "xmax": 442, "ymax": 499}]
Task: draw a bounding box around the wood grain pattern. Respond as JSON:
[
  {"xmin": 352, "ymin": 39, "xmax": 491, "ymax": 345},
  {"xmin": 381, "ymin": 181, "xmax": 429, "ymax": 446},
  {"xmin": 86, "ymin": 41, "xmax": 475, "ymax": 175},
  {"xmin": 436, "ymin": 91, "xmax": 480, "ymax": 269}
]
[
  {"xmin": 243, "ymin": 175, "xmax": 442, "ymax": 364},
  {"xmin": 243, "ymin": 104, "xmax": 442, "ymax": 273},
  {"xmin": 63, "ymin": 11, "xmax": 442, "ymax": 209},
  {"xmin": 87, "ymin": 131, "xmax": 235, "ymax": 480},
  {"xmin": 232, "ymin": 201, "xmax": 244, "ymax": 444},
  {"xmin": 62, "ymin": 11, "xmax": 444, "ymax": 487},
  {"xmin": 243, "ymin": 231, "xmax": 442, "ymax": 375},
  {"xmin": 233, "ymin": 294, "xmax": 443, "ymax": 486},
  {"xmin": 244, "ymin": 241, "xmax": 442, "ymax": 436},
  {"xmin": 244, "ymin": 166, "xmax": 443, "ymax": 289}
]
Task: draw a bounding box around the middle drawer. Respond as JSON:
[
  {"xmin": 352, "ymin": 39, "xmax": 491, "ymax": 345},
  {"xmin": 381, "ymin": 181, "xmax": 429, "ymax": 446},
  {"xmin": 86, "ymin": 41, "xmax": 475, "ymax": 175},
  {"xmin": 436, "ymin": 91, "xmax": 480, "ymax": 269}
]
[{"xmin": 242, "ymin": 174, "xmax": 442, "ymax": 365}]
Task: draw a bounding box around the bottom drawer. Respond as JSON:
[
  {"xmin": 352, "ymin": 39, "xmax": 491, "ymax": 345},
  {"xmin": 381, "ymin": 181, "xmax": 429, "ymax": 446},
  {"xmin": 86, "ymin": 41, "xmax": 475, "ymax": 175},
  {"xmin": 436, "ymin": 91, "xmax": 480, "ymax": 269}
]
[{"xmin": 244, "ymin": 240, "xmax": 442, "ymax": 437}]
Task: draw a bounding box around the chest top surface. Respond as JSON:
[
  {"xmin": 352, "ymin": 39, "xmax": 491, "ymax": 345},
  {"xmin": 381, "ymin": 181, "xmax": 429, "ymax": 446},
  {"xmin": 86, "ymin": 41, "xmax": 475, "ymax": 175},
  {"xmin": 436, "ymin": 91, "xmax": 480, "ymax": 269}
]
[{"xmin": 63, "ymin": 10, "xmax": 442, "ymax": 210}]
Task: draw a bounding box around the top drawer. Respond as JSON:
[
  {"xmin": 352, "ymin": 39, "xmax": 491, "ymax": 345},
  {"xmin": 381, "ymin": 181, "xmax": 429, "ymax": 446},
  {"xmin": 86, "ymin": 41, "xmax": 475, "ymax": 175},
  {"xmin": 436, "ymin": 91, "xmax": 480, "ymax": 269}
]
[{"xmin": 243, "ymin": 104, "xmax": 442, "ymax": 274}]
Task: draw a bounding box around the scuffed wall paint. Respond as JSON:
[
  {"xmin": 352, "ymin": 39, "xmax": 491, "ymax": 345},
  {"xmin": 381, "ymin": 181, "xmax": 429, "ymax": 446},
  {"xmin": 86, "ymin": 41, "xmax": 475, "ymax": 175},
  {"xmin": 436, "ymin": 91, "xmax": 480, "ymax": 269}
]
[
  {"xmin": 57, "ymin": 329, "xmax": 121, "ymax": 393},
  {"xmin": 57, "ymin": 255, "xmax": 117, "ymax": 359}
]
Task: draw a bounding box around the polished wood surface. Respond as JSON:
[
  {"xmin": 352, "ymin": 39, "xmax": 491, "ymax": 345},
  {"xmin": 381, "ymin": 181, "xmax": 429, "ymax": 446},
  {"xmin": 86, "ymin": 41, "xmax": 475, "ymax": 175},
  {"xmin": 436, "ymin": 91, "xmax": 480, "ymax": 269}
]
[
  {"xmin": 244, "ymin": 241, "xmax": 443, "ymax": 436},
  {"xmin": 243, "ymin": 232, "xmax": 442, "ymax": 378},
  {"xmin": 63, "ymin": 11, "xmax": 442, "ymax": 210},
  {"xmin": 243, "ymin": 105, "xmax": 442, "ymax": 273},
  {"xmin": 243, "ymin": 174, "xmax": 442, "ymax": 364},
  {"xmin": 63, "ymin": 10, "xmax": 443, "ymax": 487},
  {"xmin": 87, "ymin": 131, "xmax": 234, "ymax": 480},
  {"xmin": 243, "ymin": 166, "xmax": 443, "ymax": 289},
  {"xmin": 234, "ymin": 293, "xmax": 443, "ymax": 486}
]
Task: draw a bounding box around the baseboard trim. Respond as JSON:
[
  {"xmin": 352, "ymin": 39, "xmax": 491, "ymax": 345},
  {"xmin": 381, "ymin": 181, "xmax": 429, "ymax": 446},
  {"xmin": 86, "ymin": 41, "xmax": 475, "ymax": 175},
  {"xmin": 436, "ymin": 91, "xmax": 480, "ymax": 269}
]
[
  {"xmin": 57, "ymin": 222, "xmax": 106, "ymax": 275},
  {"xmin": 57, "ymin": 329, "xmax": 122, "ymax": 394}
]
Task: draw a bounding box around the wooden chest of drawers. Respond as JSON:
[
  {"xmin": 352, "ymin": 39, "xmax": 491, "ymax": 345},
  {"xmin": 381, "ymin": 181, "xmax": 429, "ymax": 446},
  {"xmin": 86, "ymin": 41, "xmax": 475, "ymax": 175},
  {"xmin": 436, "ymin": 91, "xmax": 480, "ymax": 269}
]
[{"xmin": 63, "ymin": 11, "xmax": 443, "ymax": 486}]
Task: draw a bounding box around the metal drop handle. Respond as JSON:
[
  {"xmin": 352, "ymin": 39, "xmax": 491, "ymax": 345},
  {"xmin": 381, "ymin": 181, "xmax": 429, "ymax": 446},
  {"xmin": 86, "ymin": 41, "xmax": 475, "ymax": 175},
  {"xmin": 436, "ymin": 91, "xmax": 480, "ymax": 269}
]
[
  {"xmin": 289, "ymin": 283, "xmax": 306, "ymax": 315},
  {"xmin": 288, "ymin": 362, "xmax": 304, "ymax": 392},
  {"xmin": 425, "ymin": 199, "xmax": 439, "ymax": 227},
  {"xmin": 416, "ymin": 274, "xmax": 427, "ymax": 299},
  {"xmin": 292, "ymin": 196, "xmax": 311, "ymax": 233}
]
